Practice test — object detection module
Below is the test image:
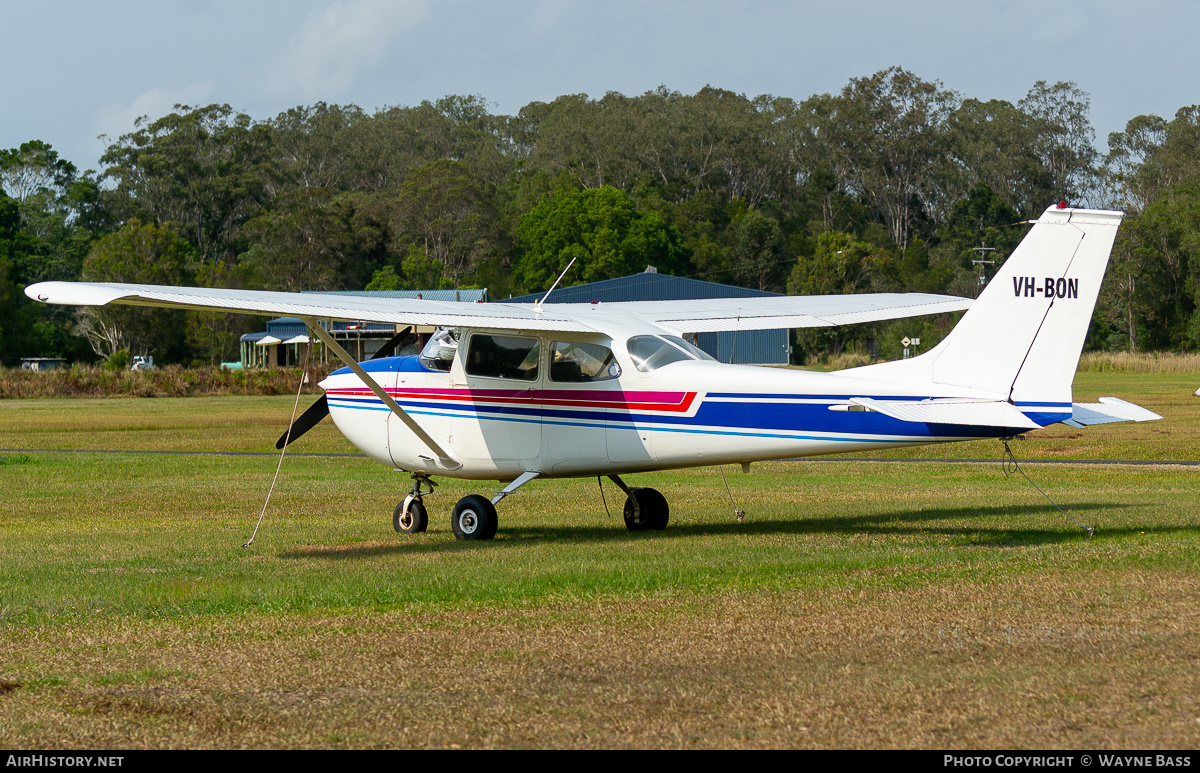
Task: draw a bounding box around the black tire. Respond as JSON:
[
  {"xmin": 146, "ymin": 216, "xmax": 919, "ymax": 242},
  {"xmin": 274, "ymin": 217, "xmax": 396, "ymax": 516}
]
[
  {"xmin": 623, "ymin": 487, "xmax": 669, "ymax": 531},
  {"xmin": 393, "ymin": 498, "xmax": 428, "ymax": 533},
  {"xmin": 451, "ymin": 495, "xmax": 498, "ymax": 541}
]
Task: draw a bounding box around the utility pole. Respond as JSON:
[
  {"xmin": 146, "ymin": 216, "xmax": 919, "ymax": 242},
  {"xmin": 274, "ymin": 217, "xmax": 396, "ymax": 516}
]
[{"xmin": 971, "ymin": 243, "xmax": 997, "ymax": 297}]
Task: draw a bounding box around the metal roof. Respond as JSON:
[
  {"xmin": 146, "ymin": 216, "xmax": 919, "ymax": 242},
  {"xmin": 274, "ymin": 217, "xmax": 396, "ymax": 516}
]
[
  {"xmin": 507, "ymin": 273, "xmax": 780, "ymax": 304},
  {"xmin": 308, "ymin": 288, "xmax": 489, "ymax": 302},
  {"xmin": 265, "ymin": 317, "xmax": 395, "ymax": 334}
]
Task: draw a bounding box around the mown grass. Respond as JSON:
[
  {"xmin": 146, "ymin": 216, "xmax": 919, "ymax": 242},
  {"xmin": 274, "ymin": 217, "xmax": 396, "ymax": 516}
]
[
  {"xmin": 5, "ymin": 453, "xmax": 1188, "ymax": 618},
  {"xmin": 0, "ymin": 368, "xmax": 1198, "ymax": 748}
]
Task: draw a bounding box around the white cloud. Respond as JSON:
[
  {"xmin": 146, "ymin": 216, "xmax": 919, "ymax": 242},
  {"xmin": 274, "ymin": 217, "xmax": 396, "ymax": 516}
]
[{"xmin": 271, "ymin": 0, "xmax": 429, "ymax": 101}]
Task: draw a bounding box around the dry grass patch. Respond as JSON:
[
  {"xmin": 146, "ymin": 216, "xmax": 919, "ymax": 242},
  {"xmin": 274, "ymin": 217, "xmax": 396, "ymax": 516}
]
[
  {"xmin": 1079, "ymin": 352, "xmax": 1200, "ymax": 374},
  {"xmin": 2, "ymin": 578, "xmax": 1198, "ymax": 749}
]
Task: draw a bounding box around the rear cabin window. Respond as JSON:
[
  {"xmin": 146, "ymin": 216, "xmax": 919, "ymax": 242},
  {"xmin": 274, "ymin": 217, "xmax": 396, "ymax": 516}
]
[
  {"xmin": 550, "ymin": 342, "xmax": 620, "ymax": 382},
  {"xmin": 465, "ymin": 334, "xmax": 540, "ymax": 381}
]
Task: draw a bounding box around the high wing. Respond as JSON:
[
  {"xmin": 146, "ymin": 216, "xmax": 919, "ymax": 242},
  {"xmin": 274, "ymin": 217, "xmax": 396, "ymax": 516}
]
[
  {"xmin": 583, "ymin": 293, "xmax": 973, "ymax": 334},
  {"xmin": 25, "ymin": 282, "xmax": 594, "ymax": 333},
  {"xmin": 25, "ymin": 281, "xmax": 971, "ymax": 334}
]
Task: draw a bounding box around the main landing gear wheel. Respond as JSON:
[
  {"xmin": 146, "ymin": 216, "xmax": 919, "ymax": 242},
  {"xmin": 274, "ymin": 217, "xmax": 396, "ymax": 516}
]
[
  {"xmin": 393, "ymin": 497, "xmax": 428, "ymax": 533},
  {"xmin": 452, "ymin": 495, "xmax": 498, "ymax": 541},
  {"xmin": 623, "ymin": 487, "xmax": 669, "ymax": 532}
]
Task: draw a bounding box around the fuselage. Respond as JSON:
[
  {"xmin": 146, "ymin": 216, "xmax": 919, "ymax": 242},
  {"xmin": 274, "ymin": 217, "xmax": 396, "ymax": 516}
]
[{"xmin": 320, "ymin": 328, "xmax": 1069, "ymax": 482}]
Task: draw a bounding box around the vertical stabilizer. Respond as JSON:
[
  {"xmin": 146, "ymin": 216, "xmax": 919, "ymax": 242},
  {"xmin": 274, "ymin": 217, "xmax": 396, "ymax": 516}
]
[
  {"xmin": 849, "ymin": 205, "xmax": 1123, "ymax": 403},
  {"xmin": 1003, "ymin": 209, "xmax": 1123, "ymax": 404}
]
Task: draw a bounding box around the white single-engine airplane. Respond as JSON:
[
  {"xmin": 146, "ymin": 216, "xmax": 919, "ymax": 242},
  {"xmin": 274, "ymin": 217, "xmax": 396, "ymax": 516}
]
[{"xmin": 27, "ymin": 205, "xmax": 1160, "ymax": 540}]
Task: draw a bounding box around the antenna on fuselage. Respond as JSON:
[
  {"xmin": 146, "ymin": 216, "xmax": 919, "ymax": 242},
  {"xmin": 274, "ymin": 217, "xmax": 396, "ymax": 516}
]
[{"xmin": 535, "ymin": 257, "xmax": 576, "ymax": 312}]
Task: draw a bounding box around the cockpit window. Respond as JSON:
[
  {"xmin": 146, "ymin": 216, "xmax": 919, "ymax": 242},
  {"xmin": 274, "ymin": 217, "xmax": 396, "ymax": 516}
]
[
  {"xmin": 465, "ymin": 334, "xmax": 540, "ymax": 381},
  {"xmin": 626, "ymin": 335, "xmax": 711, "ymax": 373},
  {"xmin": 550, "ymin": 342, "xmax": 620, "ymax": 382},
  {"xmin": 418, "ymin": 327, "xmax": 459, "ymax": 371}
]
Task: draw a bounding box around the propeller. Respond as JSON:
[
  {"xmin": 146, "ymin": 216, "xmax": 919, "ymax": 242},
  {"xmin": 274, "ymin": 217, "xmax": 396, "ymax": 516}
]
[{"xmin": 275, "ymin": 326, "xmax": 413, "ymax": 449}]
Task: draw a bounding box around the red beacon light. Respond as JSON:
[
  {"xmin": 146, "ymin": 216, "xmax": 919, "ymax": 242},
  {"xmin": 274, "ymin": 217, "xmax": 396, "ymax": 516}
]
[{"xmin": 1057, "ymin": 200, "xmax": 1068, "ymax": 209}]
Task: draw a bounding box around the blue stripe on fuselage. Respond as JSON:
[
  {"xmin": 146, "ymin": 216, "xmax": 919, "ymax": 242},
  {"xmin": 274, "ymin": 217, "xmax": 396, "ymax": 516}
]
[{"xmin": 327, "ymin": 390, "xmax": 1065, "ymax": 440}]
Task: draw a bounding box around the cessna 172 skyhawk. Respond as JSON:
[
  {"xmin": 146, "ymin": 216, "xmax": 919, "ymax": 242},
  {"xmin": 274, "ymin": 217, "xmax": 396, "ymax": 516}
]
[{"xmin": 26, "ymin": 204, "xmax": 1160, "ymax": 540}]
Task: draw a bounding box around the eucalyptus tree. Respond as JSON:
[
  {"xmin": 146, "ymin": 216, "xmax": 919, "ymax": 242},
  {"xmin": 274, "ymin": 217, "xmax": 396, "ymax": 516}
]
[
  {"xmin": 1096, "ymin": 105, "xmax": 1200, "ymax": 351},
  {"xmin": 944, "ymin": 99, "xmax": 1053, "ymax": 218},
  {"xmin": 392, "ymin": 159, "xmax": 496, "ymax": 289},
  {"xmin": 1106, "ymin": 106, "xmax": 1200, "ymax": 213},
  {"xmin": 1018, "ymin": 81, "xmax": 1098, "ymax": 206},
  {"xmin": 0, "ymin": 140, "xmax": 78, "ymax": 203},
  {"xmin": 79, "ymin": 219, "xmax": 193, "ymax": 359},
  {"xmin": 702, "ymin": 88, "xmax": 789, "ymax": 207},
  {"xmin": 100, "ymin": 104, "xmax": 273, "ymax": 263},
  {"xmin": 811, "ymin": 68, "xmax": 960, "ymax": 248},
  {"xmin": 240, "ymin": 187, "xmax": 382, "ymax": 293},
  {"xmin": 0, "ymin": 140, "xmax": 108, "ymax": 283},
  {"xmin": 0, "ymin": 141, "xmax": 111, "ymax": 361},
  {"xmin": 627, "ymin": 86, "xmax": 691, "ymax": 196},
  {"xmin": 433, "ymin": 94, "xmax": 515, "ymax": 187},
  {"xmin": 520, "ymin": 92, "xmax": 648, "ymax": 191},
  {"xmin": 268, "ymin": 102, "xmax": 366, "ymax": 194}
]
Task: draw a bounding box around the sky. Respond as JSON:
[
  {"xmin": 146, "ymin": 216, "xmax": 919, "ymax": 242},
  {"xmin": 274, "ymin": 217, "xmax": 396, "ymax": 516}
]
[{"xmin": 2, "ymin": 0, "xmax": 1198, "ymax": 173}]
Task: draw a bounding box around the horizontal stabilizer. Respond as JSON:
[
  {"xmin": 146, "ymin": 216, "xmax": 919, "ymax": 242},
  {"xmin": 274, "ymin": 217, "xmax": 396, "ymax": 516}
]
[
  {"xmin": 849, "ymin": 398, "xmax": 1040, "ymax": 429},
  {"xmin": 1063, "ymin": 397, "xmax": 1163, "ymax": 428}
]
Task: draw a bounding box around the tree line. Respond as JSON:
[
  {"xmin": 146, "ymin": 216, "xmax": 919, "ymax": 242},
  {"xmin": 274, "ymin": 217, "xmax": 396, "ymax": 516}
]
[{"xmin": 2, "ymin": 67, "xmax": 1198, "ymax": 366}]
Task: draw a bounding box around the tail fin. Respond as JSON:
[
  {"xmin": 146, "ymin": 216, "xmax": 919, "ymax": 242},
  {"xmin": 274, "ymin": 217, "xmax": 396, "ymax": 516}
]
[{"xmin": 853, "ymin": 205, "xmax": 1124, "ymax": 403}]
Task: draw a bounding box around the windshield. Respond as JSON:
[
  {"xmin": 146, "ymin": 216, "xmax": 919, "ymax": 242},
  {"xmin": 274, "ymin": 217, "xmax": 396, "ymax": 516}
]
[
  {"xmin": 418, "ymin": 327, "xmax": 459, "ymax": 371},
  {"xmin": 626, "ymin": 335, "xmax": 712, "ymax": 372},
  {"xmin": 663, "ymin": 336, "xmax": 715, "ymax": 362}
]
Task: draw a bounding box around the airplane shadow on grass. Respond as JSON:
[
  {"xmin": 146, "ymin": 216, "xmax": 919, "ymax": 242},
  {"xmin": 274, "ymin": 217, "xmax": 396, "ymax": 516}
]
[{"xmin": 278, "ymin": 501, "xmax": 1181, "ymax": 560}]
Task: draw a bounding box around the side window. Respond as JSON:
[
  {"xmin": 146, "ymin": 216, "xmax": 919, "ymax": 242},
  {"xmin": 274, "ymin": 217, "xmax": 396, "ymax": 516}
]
[
  {"xmin": 550, "ymin": 342, "xmax": 621, "ymax": 382},
  {"xmin": 465, "ymin": 334, "xmax": 540, "ymax": 381}
]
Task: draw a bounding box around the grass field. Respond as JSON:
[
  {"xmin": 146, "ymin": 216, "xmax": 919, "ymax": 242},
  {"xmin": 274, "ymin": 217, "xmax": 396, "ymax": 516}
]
[{"xmin": 1, "ymin": 370, "xmax": 1198, "ymax": 749}]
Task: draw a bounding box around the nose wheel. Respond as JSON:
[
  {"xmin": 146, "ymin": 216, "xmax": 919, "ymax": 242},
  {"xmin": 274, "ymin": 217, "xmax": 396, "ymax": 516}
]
[
  {"xmin": 393, "ymin": 497, "xmax": 428, "ymax": 533},
  {"xmin": 394, "ymin": 474, "xmax": 436, "ymax": 533}
]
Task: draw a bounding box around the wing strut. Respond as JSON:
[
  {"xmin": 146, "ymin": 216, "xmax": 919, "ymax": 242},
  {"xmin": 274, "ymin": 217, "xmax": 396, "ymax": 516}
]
[{"xmin": 301, "ymin": 316, "xmax": 461, "ymax": 471}]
